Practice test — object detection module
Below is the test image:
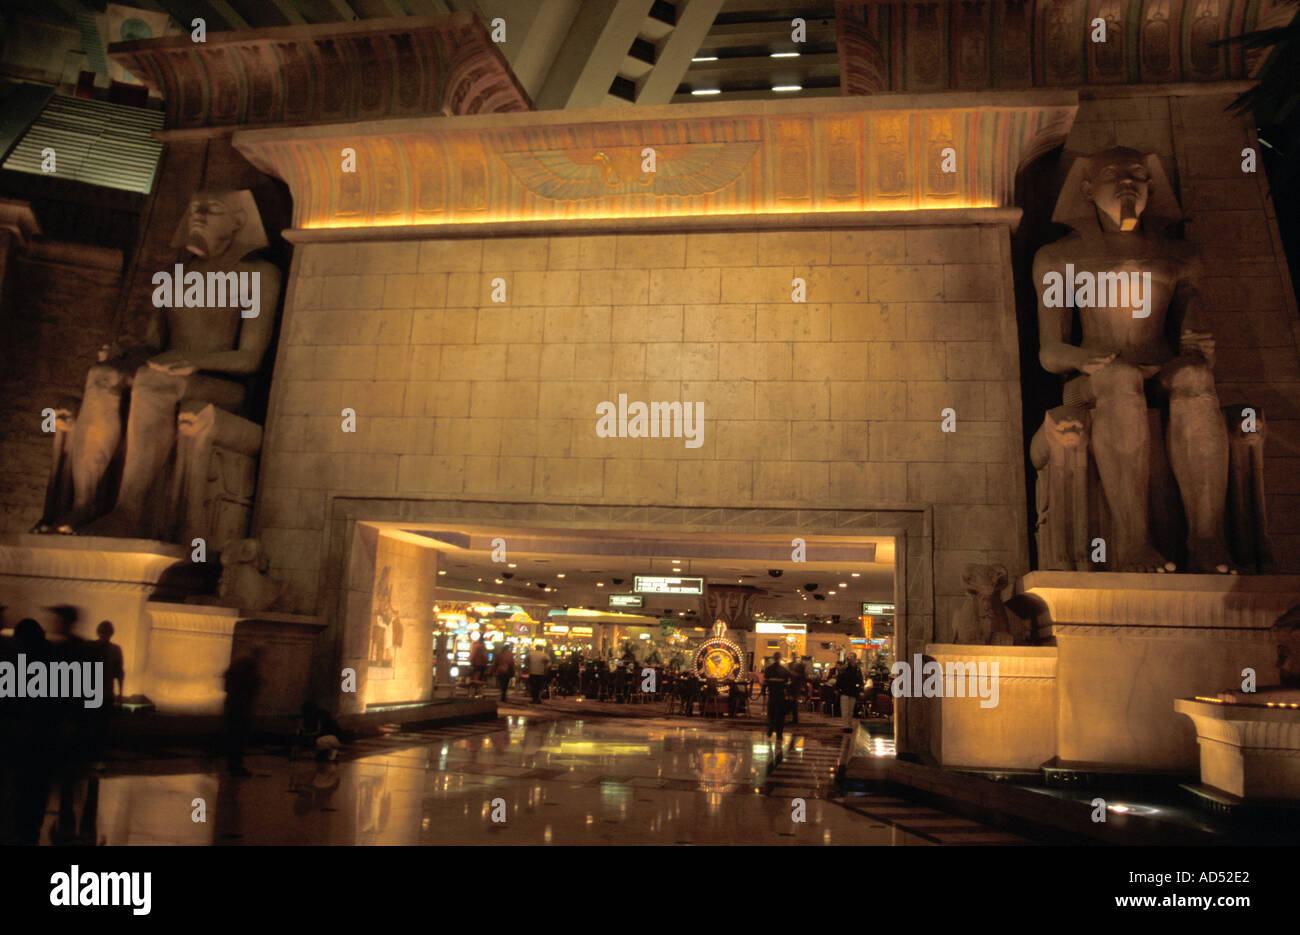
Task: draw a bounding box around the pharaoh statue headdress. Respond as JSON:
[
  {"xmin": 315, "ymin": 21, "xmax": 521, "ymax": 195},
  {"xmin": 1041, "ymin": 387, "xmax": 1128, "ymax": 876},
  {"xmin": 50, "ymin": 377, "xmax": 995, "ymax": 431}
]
[
  {"xmin": 169, "ymin": 188, "xmax": 269, "ymax": 258},
  {"xmin": 1050, "ymin": 148, "xmax": 1184, "ymax": 234}
]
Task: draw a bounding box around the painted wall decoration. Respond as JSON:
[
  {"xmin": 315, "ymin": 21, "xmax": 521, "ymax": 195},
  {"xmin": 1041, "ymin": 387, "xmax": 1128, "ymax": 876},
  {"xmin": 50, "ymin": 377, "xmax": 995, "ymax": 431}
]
[
  {"xmin": 834, "ymin": 0, "xmax": 1298, "ymax": 94},
  {"xmin": 368, "ymin": 565, "xmax": 403, "ymax": 677},
  {"xmin": 232, "ymin": 95, "xmax": 1077, "ymax": 231},
  {"xmin": 108, "ymin": 12, "xmax": 532, "ymax": 131}
]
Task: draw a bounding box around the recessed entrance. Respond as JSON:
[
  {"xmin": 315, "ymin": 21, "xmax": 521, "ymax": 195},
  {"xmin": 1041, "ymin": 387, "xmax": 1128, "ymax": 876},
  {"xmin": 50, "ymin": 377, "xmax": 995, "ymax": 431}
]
[{"xmin": 321, "ymin": 497, "xmax": 933, "ymax": 752}]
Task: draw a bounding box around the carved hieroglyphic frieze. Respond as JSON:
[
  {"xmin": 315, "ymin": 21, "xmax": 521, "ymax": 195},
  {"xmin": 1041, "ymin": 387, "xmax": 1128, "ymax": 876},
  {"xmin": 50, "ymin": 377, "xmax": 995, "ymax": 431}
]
[
  {"xmin": 232, "ymin": 95, "xmax": 1076, "ymax": 231},
  {"xmin": 108, "ymin": 12, "xmax": 531, "ymax": 131},
  {"xmin": 833, "ymin": 0, "xmax": 1293, "ymax": 93}
]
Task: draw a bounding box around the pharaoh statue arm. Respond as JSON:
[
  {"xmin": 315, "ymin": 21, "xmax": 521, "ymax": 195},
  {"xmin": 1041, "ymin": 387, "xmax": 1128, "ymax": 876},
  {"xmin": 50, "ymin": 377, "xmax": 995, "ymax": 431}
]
[
  {"xmin": 1032, "ymin": 245, "xmax": 1117, "ymax": 377},
  {"xmin": 149, "ymin": 263, "xmax": 281, "ymax": 376}
]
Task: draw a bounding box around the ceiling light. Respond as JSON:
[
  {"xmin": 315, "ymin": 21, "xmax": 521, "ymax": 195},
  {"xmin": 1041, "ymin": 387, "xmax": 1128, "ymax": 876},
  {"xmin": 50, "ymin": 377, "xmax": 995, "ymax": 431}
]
[
  {"xmin": 839, "ymin": 583, "xmax": 848, "ymax": 588},
  {"xmin": 770, "ymin": 52, "xmax": 800, "ymax": 58},
  {"xmin": 772, "ymin": 85, "xmax": 802, "ymax": 92},
  {"xmin": 557, "ymin": 573, "xmax": 566, "ymax": 578},
  {"xmin": 691, "ymin": 55, "xmax": 717, "ymax": 62},
  {"xmin": 691, "ymin": 89, "xmax": 721, "ymax": 96},
  {"xmin": 438, "ymin": 570, "xmax": 446, "ymax": 575},
  {"xmin": 828, "ymin": 591, "xmax": 837, "ymax": 596},
  {"xmin": 494, "ymin": 578, "xmax": 503, "ymax": 584},
  {"xmin": 596, "ymin": 582, "xmax": 604, "ymax": 587},
  {"xmin": 507, "ymin": 563, "xmax": 517, "ymax": 568},
  {"xmin": 851, "ymin": 572, "xmax": 860, "ymax": 578}
]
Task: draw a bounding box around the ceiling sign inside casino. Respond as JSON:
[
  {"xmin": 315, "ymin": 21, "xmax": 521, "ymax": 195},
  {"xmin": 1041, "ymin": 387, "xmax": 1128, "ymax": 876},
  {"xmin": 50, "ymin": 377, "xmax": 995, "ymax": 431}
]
[
  {"xmin": 609, "ymin": 594, "xmax": 644, "ymax": 608},
  {"xmin": 634, "ymin": 576, "xmax": 703, "ymax": 595}
]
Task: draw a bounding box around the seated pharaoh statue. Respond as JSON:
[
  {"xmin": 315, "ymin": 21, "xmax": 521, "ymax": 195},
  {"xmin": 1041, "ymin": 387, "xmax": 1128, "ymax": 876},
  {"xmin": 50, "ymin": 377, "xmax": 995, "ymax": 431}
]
[
  {"xmin": 35, "ymin": 189, "xmax": 282, "ymax": 542},
  {"xmin": 1031, "ymin": 146, "xmax": 1251, "ymax": 575}
]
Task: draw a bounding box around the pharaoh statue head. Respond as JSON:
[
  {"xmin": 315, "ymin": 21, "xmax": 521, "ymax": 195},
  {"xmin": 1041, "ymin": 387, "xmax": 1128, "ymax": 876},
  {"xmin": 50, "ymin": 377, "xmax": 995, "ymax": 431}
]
[
  {"xmin": 171, "ymin": 189, "xmax": 268, "ymax": 261},
  {"xmin": 1051, "ymin": 146, "xmax": 1183, "ymax": 234}
]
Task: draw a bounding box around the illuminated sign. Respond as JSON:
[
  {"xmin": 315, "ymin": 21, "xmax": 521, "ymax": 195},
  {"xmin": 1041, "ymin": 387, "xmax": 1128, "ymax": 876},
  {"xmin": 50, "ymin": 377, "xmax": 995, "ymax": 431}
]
[
  {"xmin": 609, "ymin": 594, "xmax": 644, "ymax": 608},
  {"xmin": 693, "ymin": 637, "xmax": 744, "ymax": 681},
  {"xmin": 545, "ymin": 624, "xmax": 570, "ymax": 634},
  {"xmin": 634, "ymin": 575, "xmax": 703, "ymax": 595},
  {"xmin": 755, "ymin": 621, "xmax": 806, "ymax": 634},
  {"xmin": 570, "ymin": 626, "xmax": 594, "ymax": 636},
  {"xmin": 862, "ymin": 603, "xmax": 894, "ymax": 616}
]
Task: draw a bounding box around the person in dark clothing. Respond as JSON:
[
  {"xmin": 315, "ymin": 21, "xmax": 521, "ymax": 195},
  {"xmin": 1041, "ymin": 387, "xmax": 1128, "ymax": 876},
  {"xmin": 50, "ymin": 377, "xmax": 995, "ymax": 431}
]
[
  {"xmin": 223, "ymin": 648, "xmax": 263, "ymax": 776},
  {"xmin": 835, "ymin": 654, "xmax": 866, "ymax": 733},
  {"xmin": 493, "ymin": 643, "xmax": 515, "ymax": 702},
  {"xmin": 786, "ymin": 656, "xmax": 808, "ymax": 726},
  {"xmin": 763, "ymin": 652, "xmax": 792, "ymax": 749}
]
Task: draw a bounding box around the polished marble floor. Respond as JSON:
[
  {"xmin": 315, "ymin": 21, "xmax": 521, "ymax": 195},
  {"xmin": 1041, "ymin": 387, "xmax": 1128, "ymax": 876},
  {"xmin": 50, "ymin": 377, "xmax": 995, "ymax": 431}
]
[{"xmin": 34, "ymin": 711, "xmax": 1031, "ymax": 845}]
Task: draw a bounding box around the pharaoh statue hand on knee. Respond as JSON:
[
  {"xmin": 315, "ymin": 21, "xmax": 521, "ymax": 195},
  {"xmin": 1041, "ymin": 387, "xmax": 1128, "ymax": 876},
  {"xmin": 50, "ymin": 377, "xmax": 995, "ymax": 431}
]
[
  {"xmin": 1032, "ymin": 147, "xmax": 1237, "ymax": 574},
  {"xmin": 35, "ymin": 189, "xmax": 281, "ymax": 540}
]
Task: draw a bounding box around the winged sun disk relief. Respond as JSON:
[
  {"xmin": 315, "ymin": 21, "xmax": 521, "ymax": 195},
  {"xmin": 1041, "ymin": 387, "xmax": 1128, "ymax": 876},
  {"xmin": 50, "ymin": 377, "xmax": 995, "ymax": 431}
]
[{"xmin": 498, "ymin": 142, "xmax": 760, "ymax": 200}]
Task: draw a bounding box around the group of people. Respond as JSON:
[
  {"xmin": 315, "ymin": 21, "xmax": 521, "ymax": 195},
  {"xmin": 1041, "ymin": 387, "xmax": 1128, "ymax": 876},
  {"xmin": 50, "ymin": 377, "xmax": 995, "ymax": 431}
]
[
  {"xmin": 468, "ymin": 636, "xmax": 552, "ymax": 704},
  {"xmin": 0, "ymin": 605, "xmax": 124, "ymax": 844},
  {"xmin": 760, "ymin": 652, "xmax": 881, "ymax": 744}
]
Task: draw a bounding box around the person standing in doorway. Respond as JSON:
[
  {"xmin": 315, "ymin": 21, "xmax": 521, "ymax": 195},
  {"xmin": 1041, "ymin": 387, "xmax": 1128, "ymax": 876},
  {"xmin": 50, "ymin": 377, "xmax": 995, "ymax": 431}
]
[
  {"xmin": 835, "ymin": 653, "xmax": 865, "ymax": 734},
  {"xmin": 763, "ymin": 652, "xmax": 792, "ymax": 751},
  {"xmin": 786, "ymin": 655, "xmax": 808, "ymax": 726},
  {"xmin": 525, "ymin": 643, "xmax": 550, "ymax": 704}
]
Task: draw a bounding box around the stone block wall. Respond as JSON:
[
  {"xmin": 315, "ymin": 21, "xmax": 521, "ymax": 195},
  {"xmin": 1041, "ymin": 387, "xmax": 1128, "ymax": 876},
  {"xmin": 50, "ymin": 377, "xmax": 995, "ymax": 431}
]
[{"xmin": 256, "ymin": 223, "xmax": 1032, "ymax": 632}]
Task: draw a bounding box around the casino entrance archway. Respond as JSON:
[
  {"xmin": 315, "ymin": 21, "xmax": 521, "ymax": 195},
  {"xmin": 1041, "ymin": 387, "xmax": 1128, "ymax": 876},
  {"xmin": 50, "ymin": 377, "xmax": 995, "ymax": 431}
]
[{"xmin": 315, "ymin": 498, "xmax": 933, "ymax": 753}]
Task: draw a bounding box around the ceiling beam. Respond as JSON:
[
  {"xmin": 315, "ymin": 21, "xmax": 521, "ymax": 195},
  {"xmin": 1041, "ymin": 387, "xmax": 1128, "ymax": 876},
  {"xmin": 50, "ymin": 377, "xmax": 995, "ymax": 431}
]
[
  {"xmin": 205, "ymin": 0, "xmax": 250, "ymax": 29},
  {"xmin": 323, "ymin": 0, "xmax": 359, "ymax": 22},
  {"xmin": 534, "ymin": 0, "xmax": 655, "ymax": 110},
  {"xmin": 636, "ymin": 0, "xmax": 726, "ymax": 105},
  {"xmin": 268, "ymin": 0, "xmax": 307, "ymax": 24}
]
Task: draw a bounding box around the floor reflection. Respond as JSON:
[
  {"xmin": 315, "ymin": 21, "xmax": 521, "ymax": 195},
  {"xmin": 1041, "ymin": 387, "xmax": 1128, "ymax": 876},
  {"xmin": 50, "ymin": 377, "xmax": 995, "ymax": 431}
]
[{"xmin": 42, "ymin": 716, "xmax": 935, "ymax": 845}]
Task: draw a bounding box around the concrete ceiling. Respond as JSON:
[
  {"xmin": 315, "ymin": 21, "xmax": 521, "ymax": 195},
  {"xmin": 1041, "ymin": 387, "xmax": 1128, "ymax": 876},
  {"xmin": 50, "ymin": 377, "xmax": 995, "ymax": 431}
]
[{"xmin": 1, "ymin": 0, "xmax": 842, "ymax": 108}]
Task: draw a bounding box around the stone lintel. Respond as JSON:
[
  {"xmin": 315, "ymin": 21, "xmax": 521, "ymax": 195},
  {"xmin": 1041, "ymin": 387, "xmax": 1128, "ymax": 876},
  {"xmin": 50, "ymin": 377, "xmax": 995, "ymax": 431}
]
[
  {"xmin": 232, "ymin": 90, "xmax": 1076, "ymax": 232},
  {"xmin": 109, "ymin": 12, "xmax": 532, "ymax": 132}
]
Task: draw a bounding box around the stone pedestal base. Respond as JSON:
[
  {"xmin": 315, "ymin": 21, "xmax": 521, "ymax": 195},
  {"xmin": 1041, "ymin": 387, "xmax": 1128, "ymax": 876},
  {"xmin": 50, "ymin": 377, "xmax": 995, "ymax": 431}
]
[
  {"xmin": 0, "ymin": 535, "xmax": 211, "ymax": 689},
  {"xmin": 147, "ymin": 602, "xmax": 324, "ymax": 715},
  {"xmin": 1025, "ymin": 572, "xmax": 1300, "ymax": 772},
  {"xmin": 922, "ymin": 644, "xmax": 1058, "ymax": 769},
  {"xmin": 1175, "ymin": 698, "xmax": 1300, "ymax": 800}
]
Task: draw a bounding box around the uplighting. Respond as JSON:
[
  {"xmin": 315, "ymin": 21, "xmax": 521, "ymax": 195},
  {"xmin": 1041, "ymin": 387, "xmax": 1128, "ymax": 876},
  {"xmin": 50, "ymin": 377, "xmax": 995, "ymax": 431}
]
[
  {"xmin": 691, "ymin": 88, "xmax": 722, "ymax": 96},
  {"xmin": 691, "ymin": 56, "xmax": 718, "ymax": 62},
  {"xmin": 770, "ymin": 52, "xmax": 800, "ymax": 58},
  {"xmin": 772, "ymin": 85, "xmax": 802, "ymax": 92}
]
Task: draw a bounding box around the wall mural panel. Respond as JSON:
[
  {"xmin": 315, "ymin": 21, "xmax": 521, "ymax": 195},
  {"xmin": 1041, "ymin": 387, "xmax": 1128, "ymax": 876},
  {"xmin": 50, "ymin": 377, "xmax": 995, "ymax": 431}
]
[{"xmin": 232, "ymin": 96, "xmax": 1077, "ymax": 232}]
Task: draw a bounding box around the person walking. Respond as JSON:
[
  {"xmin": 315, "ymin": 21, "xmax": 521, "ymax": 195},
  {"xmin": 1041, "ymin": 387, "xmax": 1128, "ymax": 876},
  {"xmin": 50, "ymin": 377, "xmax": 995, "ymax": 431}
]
[
  {"xmin": 835, "ymin": 653, "xmax": 865, "ymax": 734},
  {"xmin": 786, "ymin": 655, "xmax": 808, "ymax": 726},
  {"xmin": 468, "ymin": 635, "xmax": 489, "ymax": 696},
  {"xmin": 763, "ymin": 652, "xmax": 792, "ymax": 750},
  {"xmin": 525, "ymin": 643, "xmax": 550, "ymax": 704},
  {"xmin": 493, "ymin": 642, "xmax": 515, "ymax": 703}
]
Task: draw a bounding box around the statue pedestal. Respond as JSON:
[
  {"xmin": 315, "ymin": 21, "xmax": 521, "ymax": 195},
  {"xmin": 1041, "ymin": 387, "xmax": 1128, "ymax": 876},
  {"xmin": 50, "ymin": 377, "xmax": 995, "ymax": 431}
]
[
  {"xmin": 146, "ymin": 602, "xmax": 324, "ymax": 715},
  {"xmin": 1025, "ymin": 572, "xmax": 1300, "ymax": 771},
  {"xmin": 1174, "ymin": 697, "xmax": 1300, "ymax": 800},
  {"xmin": 922, "ymin": 644, "xmax": 1058, "ymax": 769},
  {"xmin": 0, "ymin": 534, "xmax": 212, "ymax": 689}
]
